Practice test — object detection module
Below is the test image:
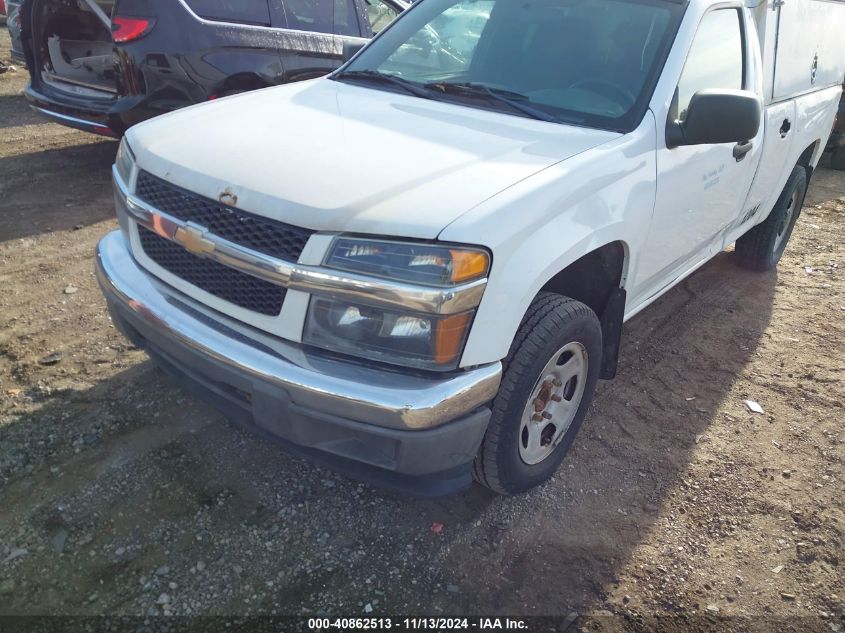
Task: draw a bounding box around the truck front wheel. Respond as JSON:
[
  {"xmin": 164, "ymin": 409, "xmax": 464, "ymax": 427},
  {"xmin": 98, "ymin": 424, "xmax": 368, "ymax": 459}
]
[
  {"xmin": 473, "ymin": 293, "xmax": 602, "ymax": 495},
  {"xmin": 734, "ymin": 165, "xmax": 807, "ymax": 271}
]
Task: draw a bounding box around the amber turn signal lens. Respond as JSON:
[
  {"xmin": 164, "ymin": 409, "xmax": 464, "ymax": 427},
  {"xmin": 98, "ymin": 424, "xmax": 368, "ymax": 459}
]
[
  {"xmin": 449, "ymin": 250, "xmax": 490, "ymax": 283},
  {"xmin": 434, "ymin": 312, "xmax": 474, "ymax": 365}
]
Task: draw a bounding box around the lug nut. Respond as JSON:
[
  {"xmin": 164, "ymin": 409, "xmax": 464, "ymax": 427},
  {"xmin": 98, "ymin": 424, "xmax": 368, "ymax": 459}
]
[
  {"xmin": 552, "ymin": 379, "xmax": 563, "ymax": 387},
  {"xmin": 551, "ymin": 395, "xmax": 562, "ymax": 402},
  {"xmin": 532, "ymin": 413, "xmax": 544, "ymax": 422},
  {"xmin": 542, "ymin": 412, "xmax": 553, "ymax": 420}
]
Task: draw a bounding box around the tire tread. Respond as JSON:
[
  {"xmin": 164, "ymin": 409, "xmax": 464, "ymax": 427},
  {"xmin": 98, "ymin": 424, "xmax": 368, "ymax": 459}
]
[
  {"xmin": 735, "ymin": 165, "xmax": 807, "ymax": 271},
  {"xmin": 473, "ymin": 292, "xmax": 597, "ymax": 494}
]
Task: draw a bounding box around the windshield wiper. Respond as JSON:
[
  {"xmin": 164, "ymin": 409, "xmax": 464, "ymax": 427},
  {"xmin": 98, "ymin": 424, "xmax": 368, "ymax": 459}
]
[
  {"xmin": 334, "ymin": 73, "xmax": 561, "ymax": 122},
  {"xmin": 424, "ymin": 82, "xmax": 559, "ymax": 123},
  {"xmin": 334, "ymin": 70, "xmax": 433, "ymax": 100}
]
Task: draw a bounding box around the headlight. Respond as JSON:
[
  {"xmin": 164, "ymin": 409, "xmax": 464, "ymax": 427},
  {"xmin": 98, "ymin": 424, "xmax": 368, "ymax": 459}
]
[
  {"xmin": 115, "ymin": 138, "xmax": 136, "ymax": 185},
  {"xmin": 324, "ymin": 237, "xmax": 490, "ymax": 286},
  {"xmin": 305, "ymin": 237, "xmax": 490, "ymax": 371},
  {"xmin": 304, "ymin": 297, "xmax": 474, "ymax": 371},
  {"xmin": 114, "ymin": 139, "xmax": 137, "ymax": 238}
]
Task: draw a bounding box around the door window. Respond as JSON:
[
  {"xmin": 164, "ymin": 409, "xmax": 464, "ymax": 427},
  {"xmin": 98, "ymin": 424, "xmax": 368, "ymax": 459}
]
[
  {"xmin": 282, "ymin": 0, "xmax": 362, "ymax": 35},
  {"xmin": 676, "ymin": 9, "xmax": 744, "ymax": 121},
  {"xmin": 185, "ymin": 0, "xmax": 271, "ymax": 25},
  {"xmin": 335, "ymin": 0, "xmax": 362, "ymax": 35},
  {"xmin": 362, "ymin": 0, "xmax": 400, "ymax": 35}
]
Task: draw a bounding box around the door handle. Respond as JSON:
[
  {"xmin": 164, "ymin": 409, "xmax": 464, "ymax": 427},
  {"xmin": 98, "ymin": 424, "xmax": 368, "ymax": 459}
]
[{"xmin": 733, "ymin": 141, "xmax": 753, "ymax": 162}]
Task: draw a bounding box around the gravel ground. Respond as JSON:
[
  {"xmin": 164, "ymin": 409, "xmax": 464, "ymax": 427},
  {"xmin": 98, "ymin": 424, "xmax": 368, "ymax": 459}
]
[{"xmin": 1, "ymin": 33, "xmax": 844, "ymax": 631}]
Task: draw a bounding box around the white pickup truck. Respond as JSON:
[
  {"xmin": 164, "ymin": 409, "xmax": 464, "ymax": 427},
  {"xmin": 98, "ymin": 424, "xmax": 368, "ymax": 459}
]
[{"xmin": 96, "ymin": 0, "xmax": 845, "ymax": 496}]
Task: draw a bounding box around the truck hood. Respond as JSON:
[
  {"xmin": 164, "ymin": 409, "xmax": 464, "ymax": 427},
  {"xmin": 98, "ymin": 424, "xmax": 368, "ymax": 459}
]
[{"xmin": 127, "ymin": 78, "xmax": 620, "ymax": 240}]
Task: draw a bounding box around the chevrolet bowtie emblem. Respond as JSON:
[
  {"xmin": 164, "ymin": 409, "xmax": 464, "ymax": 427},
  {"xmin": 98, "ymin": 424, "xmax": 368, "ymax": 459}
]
[{"xmin": 174, "ymin": 225, "xmax": 215, "ymax": 256}]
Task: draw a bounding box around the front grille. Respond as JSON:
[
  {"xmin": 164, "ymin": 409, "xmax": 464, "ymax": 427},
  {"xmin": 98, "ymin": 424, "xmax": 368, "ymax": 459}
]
[
  {"xmin": 138, "ymin": 227, "xmax": 286, "ymax": 316},
  {"xmin": 135, "ymin": 171, "xmax": 314, "ymax": 262}
]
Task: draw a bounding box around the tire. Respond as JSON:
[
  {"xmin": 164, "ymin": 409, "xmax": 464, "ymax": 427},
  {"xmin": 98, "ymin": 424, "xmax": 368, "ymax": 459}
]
[
  {"xmin": 473, "ymin": 292, "xmax": 602, "ymax": 495},
  {"xmin": 735, "ymin": 165, "xmax": 807, "ymax": 272},
  {"xmin": 832, "ymin": 148, "xmax": 845, "ymax": 171}
]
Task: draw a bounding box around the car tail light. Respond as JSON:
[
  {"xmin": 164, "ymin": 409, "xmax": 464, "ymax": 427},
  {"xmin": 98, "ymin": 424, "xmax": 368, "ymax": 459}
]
[
  {"xmin": 0, "ymin": 1, "xmax": 6, "ymax": 17},
  {"xmin": 112, "ymin": 16, "xmax": 155, "ymax": 43}
]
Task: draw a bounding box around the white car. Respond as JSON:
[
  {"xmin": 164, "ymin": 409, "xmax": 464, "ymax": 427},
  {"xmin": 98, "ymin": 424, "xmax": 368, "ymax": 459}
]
[{"xmin": 97, "ymin": 0, "xmax": 845, "ymax": 495}]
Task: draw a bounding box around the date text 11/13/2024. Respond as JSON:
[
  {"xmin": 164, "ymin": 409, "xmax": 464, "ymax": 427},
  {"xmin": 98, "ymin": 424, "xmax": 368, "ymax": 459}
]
[{"xmin": 307, "ymin": 617, "xmax": 529, "ymax": 630}]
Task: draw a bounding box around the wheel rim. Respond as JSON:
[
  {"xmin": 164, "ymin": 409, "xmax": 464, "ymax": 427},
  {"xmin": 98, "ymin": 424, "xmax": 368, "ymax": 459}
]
[
  {"xmin": 518, "ymin": 341, "xmax": 588, "ymax": 466},
  {"xmin": 774, "ymin": 189, "xmax": 799, "ymax": 252}
]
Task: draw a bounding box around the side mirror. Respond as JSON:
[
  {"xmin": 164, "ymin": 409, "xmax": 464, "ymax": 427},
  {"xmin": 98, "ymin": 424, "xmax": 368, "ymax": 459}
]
[
  {"xmin": 342, "ymin": 41, "xmax": 366, "ymax": 63},
  {"xmin": 667, "ymin": 89, "xmax": 761, "ymax": 148}
]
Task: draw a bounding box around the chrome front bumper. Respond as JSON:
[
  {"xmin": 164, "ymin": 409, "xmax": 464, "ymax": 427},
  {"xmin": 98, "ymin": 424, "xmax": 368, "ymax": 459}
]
[{"xmin": 96, "ymin": 231, "xmax": 502, "ymax": 493}]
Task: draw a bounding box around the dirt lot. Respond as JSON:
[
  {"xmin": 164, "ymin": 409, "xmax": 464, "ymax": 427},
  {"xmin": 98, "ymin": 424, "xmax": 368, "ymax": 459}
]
[{"xmin": 1, "ymin": 34, "xmax": 844, "ymax": 630}]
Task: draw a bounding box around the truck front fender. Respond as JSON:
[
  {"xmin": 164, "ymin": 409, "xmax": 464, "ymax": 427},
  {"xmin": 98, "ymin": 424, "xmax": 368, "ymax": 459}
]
[{"xmin": 441, "ymin": 113, "xmax": 658, "ymax": 369}]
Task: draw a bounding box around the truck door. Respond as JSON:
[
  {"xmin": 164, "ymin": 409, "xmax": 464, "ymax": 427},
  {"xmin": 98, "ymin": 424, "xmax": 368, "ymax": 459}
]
[{"xmin": 635, "ymin": 7, "xmax": 763, "ymax": 296}]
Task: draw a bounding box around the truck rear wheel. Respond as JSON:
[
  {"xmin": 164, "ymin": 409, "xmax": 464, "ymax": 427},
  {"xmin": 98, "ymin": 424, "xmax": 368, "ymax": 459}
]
[
  {"xmin": 735, "ymin": 165, "xmax": 807, "ymax": 272},
  {"xmin": 473, "ymin": 293, "xmax": 601, "ymax": 495}
]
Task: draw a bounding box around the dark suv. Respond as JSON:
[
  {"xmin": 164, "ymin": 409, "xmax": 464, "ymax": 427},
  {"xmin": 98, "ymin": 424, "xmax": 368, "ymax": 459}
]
[{"xmin": 19, "ymin": 0, "xmax": 405, "ymax": 137}]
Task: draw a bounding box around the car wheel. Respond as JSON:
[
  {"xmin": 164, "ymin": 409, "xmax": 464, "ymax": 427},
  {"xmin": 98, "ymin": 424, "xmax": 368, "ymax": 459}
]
[
  {"xmin": 831, "ymin": 148, "xmax": 845, "ymax": 171},
  {"xmin": 473, "ymin": 292, "xmax": 602, "ymax": 495},
  {"xmin": 735, "ymin": 165, "xmax": 807, "ymax": 272}
]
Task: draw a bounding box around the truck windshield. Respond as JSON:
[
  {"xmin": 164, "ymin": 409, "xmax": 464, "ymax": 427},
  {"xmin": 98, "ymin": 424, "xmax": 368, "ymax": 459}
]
[{"xmin": 335, "ymin": 0, "xmax": 682, "ymax": 131}]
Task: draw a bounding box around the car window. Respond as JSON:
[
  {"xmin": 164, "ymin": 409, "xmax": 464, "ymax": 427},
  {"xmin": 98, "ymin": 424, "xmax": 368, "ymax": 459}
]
[
  {"xmin": 363, "ymin": 0, "xmax": 400, "ymax": 35},
  {"xmin": 283, "ymin": 0, "xmax": 362, "ymax": 35},
  {"xmin": 342, "ymin": 0, "xmax": 682, "ymax": 131},
  {"xmin": 676, "ymin": 9, "xmax": 744, "ymax": 121},
  {"xmin": 185, "ymin": 0, "xmax": 271, "ymax": 25},
  {"xmin": 335, "ymin": 0, "xmax": 363, "ymax": 35}
]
